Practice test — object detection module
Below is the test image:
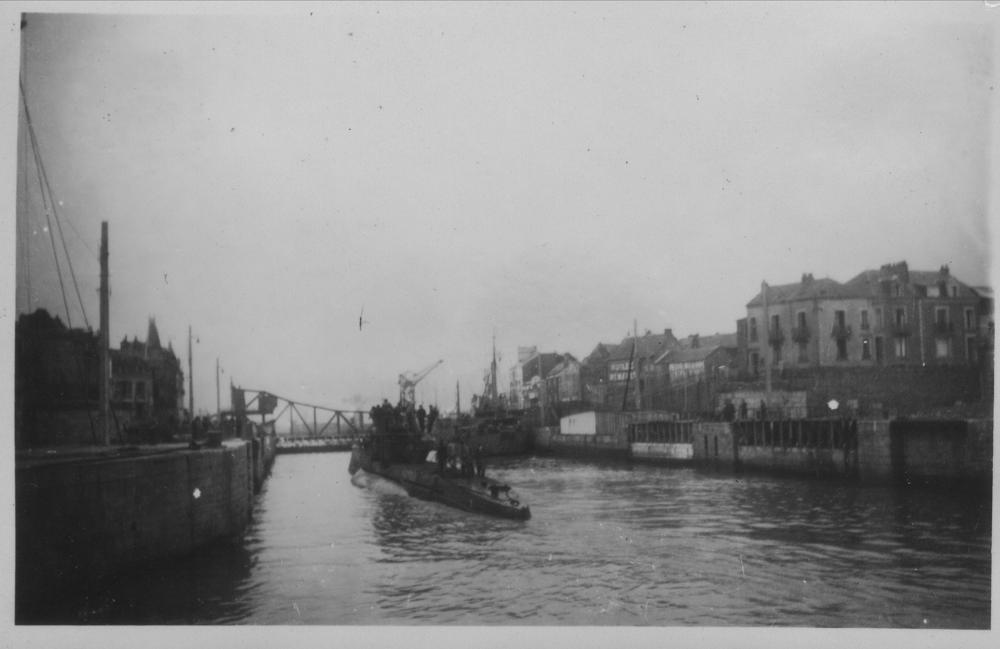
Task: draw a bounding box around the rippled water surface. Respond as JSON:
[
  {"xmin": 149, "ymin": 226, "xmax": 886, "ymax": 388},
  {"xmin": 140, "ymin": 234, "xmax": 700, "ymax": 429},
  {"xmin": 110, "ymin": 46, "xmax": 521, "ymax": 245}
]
[{"xmin": 50, "ymin": 453, "xmax": 991, "ymax": 627}]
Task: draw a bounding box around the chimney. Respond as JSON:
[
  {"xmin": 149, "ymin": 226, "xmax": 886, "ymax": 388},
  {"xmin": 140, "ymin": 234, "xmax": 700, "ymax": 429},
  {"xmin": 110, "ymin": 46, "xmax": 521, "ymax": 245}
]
[
  {"xmin": 801, "ymin": 273, "xmax": 814, "ymax": 285},
  {"xmin": 691, "ymin": 334, "xmax": 700, "ymax": 348},
  {"xmin": 940, "ymin": 264, "xmax": 950, "ymax": 276}
]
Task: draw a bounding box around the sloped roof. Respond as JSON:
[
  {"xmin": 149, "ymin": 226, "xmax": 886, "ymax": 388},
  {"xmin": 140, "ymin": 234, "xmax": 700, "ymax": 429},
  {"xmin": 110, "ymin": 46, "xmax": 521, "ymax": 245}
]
[
  {"xmin": 845, "ymin": 268, "xmax": 978, "ymax": 299},
  {"xmin": 582, "ymin": 342, "xmax": 616, "ymax": 366},
  {"xmin": 521, "ymin": 352, "xmax": 563, "ymax": 381},
  {"xmin": 746, "ymin": 278, "xmax": 851, "ymax": 307},
  {"xmin": 547, "ymin": 354, "xmax": 580, "ymax": 378},
  {"xmin": 607, "ymin": 330, "xmax": 680, "ymax": 362},
  {"xmin": 661, "ymin": 346, "xmax": 721, "ymax": 364},
  {"xmin": 679, "ymin": 332, "xmax": 737, "ymax": 349}
]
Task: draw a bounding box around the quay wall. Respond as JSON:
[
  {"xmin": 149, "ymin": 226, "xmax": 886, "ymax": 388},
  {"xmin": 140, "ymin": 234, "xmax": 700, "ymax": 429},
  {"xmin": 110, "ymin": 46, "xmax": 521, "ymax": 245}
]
[
  {"xmin": 631, "ymin": 442, "xmax": 693, "ymax": 463},
  {"xmin": 690, "ymin": 422, "xmax": 737, "ymax": 470},
  {"xmin": 738, "ymin": 446, "xmax": 849, "ymax": 477},
  {"xmin": 856, "ymin": 420, "xmax": 893, "ymax": 482},
  {"xmin": 887, "ymin": 419, "xmax": 993, "ymax": 489},
  {"xmin": 618, "ymin": 416, "xmax": 991, "ymax": 488},
  {"xmin": 543, "ymin": 432, "xmax": 630, "ymax": 459},
  {"xmin": 16, "ymin": 441, "xmax": 255, "ymax": 617},
  {"xmin": 251, "ymin": 432, "xmax": 278, "ymax": 491}
]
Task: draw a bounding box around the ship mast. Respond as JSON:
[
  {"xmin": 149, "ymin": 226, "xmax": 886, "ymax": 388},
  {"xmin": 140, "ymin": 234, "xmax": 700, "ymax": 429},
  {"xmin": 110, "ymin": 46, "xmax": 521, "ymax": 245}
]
[
  {"xmin": 490, "ymin": 331, "xmax": 498, "ymax": 402},
  {"xmin": 99, "ymin": 222, "xmax": 110, "ymax": 444}
]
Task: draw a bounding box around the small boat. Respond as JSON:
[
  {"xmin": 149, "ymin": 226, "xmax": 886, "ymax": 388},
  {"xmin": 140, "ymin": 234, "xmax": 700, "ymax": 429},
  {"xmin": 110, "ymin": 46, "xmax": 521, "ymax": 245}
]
[{"xmin": 348, "ymin": 405, "xmax": 530, "ymax": 520}]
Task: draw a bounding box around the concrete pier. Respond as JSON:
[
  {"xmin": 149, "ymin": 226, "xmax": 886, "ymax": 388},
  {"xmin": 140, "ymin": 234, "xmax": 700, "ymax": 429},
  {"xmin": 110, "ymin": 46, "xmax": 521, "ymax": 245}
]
[{"xmin": 16, "ymin": 436, "xmax": 276, "ymax": 618}]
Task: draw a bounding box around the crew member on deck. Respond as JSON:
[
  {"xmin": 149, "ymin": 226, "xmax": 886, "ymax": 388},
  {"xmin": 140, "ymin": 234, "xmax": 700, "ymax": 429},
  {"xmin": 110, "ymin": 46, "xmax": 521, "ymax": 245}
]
[
  {"xmin": 416, "ymin": 404, "xmax": 427, "ymax": 432},
  {"xmin": 437, "ymin": 438, "xmax": 448, "ymax": 475}
]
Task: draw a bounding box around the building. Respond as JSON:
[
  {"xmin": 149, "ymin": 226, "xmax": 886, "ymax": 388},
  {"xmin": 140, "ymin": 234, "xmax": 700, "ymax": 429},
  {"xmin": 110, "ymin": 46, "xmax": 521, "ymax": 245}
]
[
  {"xmin": 14, "ymin": 310, "xmax": 186, "ymax": 446},
  {"xmin": 842, "ymin": 262, "xmax": 982, "ymax": 367},
  {"xmin": 744, "ymin": 263, "xmax": 984, "ymax": 373},
  {"xmin": 111, "ymin": 317, "xmax": 185, "ymax": 430},
  {"xmin": 545, "ymin": 353, "xmax": 583, "ymax": 403},
  {"xmin": 579, "ymin": 342, "xmax": 615, "ymax": 407},
  {"xmin": 517, "ymin": 350, "xmax": 564, "ymax": 410},
  {"xmin": 602, "ymin": 329, "xmax": 681, "ymax": 410},
  {"xmin": 648, "ymin": 332, "xmax": 738, "ymax": 414},
  {"xmin": 15, "ymin": 309, "xmax": 100, "ymax": 447},
  {"xmin": 507, "ymin": 346, "xmax": 537, "ymax": 409},
  {"xmin": 745, "ymin": 274, "xmax": 864, "ymax": 374}
]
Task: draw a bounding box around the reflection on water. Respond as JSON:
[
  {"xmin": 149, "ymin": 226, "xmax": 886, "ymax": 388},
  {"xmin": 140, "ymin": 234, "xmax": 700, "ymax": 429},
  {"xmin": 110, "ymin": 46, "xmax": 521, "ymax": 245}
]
[{"xmin": 39, "ymin": 453, "xmax": 991, "ymax": 627}]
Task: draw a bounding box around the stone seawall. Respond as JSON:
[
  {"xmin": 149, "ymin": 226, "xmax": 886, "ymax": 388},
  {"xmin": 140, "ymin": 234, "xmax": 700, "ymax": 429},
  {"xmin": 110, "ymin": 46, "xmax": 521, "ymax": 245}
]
[
  {"xmin": 628, "ymin": 418, "xmax": 991, "ymax": 488},
  {"xmin": 16, "ymin": 441, "xmax": 257, "ymax": 618}
]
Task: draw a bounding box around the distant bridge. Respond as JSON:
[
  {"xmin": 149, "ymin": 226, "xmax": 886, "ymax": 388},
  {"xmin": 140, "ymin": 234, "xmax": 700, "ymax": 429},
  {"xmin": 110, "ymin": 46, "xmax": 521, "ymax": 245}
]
[{"xmin": 233, "ymin": 388, "xmax": 369, "ymax": 454}]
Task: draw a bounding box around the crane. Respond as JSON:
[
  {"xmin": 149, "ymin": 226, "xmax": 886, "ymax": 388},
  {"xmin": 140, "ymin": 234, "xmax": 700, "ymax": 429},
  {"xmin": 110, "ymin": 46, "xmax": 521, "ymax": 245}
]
[{"xmin": 398, "ymin": 359, "xmax": 444, "ymax": 407}]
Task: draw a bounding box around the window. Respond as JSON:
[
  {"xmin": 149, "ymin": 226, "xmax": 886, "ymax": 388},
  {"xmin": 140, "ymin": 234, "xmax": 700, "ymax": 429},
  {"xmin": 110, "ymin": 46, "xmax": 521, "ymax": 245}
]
[
  {"xmin": 927, "ymin": 285, "xmax": 940, "ymax": 298},
  {"xmin": 835, "ymin": 310, "xmax": 846, "ymax": 327},
  {"xmin": 875, "ymin": 336, "xmax": 885, "ymax": 362},
  {"xmin": 951, "ymin": 285, "xmax": 958, "ymax": 297},
  {"xmin": 797, "ymin": 311, "xmax": 807, "ymax": 330},
  {"xmin": 895, "ymin": 308, "xmax": 906, "ymax": 326},
  {"xmin": 894, "ymin": 284, "xmax": 902, "ymax": 297},
  {"xmin": 966, "ymin": 336, "xmax": 977, "ymax": 363},
  {"xmin": 114, "ymin": 380, "xmax": 131, "ymax": 401},
  {"xmin": 935, "ymin": 307, "xmax": 948, "ymax": 326},
  {"xmin": 875, "ymin": 307, "xmax": 883, "ymax": 328},
  {"xmin": 134, "ymin": 381, "xmax": 147, "ymax": 401},
  {"xmin": 750, "ymin": 351, "xmax": 760, "ymax": 376},
  {"xmin": 798, "ymin": 342, "xmax": 808, "ymax": 364},
  {"xmin": 862, "ymin": 337, "xmax": 871, "ymax": 360},
  {"xmin": 749, "ymin": 317, "xmax": 758, "ymax": 342},
  {"xmin": 771, "ymin": 314, "xmax": 780, "ymax": 332},
  {"xmin": 894, "ymin": 336, "xmax": 907, "ymax": 359},
  {"xmin": 860, "ymin": 310, "xmax": 869, "ymax": 330},
  {"xmin": 935, "ymin": 338, "xmax": 950, "ymax": 359},
  {"xmin": 965, "ymin": 308, "xmax": 975, "ymax": 330},
  {"xmin": 836, "ymin": 338, "xmax": 848, "ymax": 361}
]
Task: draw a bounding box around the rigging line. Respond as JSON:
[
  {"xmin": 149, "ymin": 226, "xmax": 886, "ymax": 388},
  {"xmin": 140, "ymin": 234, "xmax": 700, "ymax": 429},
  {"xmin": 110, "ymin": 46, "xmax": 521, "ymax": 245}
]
[
  {"xmin": 43, "ymin": 163, "xmax": 92, "ymax": 329},
  {"xmin": 24, "ymin": 83, "xmax": 93, "ymax": 328},
  {"xmin": 21, "ymin": 78, "xmax": 90, "ymax": 329},
  {"xmin": 18, "ymin": 113, "xmax": 33, "ymax": 310},
  {"xmin": 23, "ymin": 99, "xmax": 71, "ymax": 328}
]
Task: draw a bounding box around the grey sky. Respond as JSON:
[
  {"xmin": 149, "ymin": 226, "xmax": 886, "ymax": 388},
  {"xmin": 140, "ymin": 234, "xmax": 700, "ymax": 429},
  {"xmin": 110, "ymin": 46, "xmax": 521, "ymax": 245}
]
[{"xmin": 5, "ymin": 2, "xmax": 997, "ymax": 414}]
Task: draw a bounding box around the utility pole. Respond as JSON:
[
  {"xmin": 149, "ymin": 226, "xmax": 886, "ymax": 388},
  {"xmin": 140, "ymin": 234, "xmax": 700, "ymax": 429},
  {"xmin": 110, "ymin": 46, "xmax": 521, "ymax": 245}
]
[
  {"xmin": 538, "ymin": 353, "xmax": 545, "ymax": 426},
  {"xmin": 188, "ymin": 325, "xmax": 194, "ymax": 419},
  {"xmin": 763, "ymin": 280, "xmax": 772, "ymax": 403},
  {"xmin": 216, "ymin": 357, "xmax": 221, "ymax": 421},
  {"xmin": 99, "ymin": 221, "xmax": 110, "ymax": 445},
  {"xmin": 455, "ymin": 380, "xmax": 461, "ymax": 416},
  {"xmin": 634, "ymin": 319, "xmax": 642, "ymax": 411},
  {"xmin": 490, "ymin": 331, "xmax": 498, "ymax": 402}
]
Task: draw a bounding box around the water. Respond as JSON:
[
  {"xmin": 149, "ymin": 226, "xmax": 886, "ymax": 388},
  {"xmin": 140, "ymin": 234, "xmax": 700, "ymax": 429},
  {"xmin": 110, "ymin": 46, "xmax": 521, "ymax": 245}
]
[{"xmin": 40, "ymin": 453, "xmax": 991, "ymax": 627}]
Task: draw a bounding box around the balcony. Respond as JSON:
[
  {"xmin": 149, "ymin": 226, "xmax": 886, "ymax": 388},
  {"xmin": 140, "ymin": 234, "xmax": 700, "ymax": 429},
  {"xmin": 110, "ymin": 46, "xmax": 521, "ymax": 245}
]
[
  {"xmin": 889, "ymin": 322, "xmax": 912, "ymax": 337},
  {"xmin": 767, "ymin": 328, "xmax": 785, "ymax": 347},
  {"xmin": 932, "ymin": 320, "xmax": 954, "ymax": 337},
  {"xmin": 791, "ymin": 325, "xmax": 810, "ymax": 344},
  {"xmin": 830, "ymin": 324, "xmax": 853, "ymax": 340}
]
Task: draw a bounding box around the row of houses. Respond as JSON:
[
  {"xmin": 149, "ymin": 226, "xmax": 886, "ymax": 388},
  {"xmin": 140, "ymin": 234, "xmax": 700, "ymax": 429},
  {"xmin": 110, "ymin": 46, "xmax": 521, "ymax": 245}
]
[
  {"xmin": 741, "ymin": 262, "xmax": 993, "ymax": 372},
  {"xmin": 15, "ymin": 309, "xmax": 186, "ymax": 446},
  {"xmin": 508, "ymin": 261, "xmax": 994, "ymax": 421}
]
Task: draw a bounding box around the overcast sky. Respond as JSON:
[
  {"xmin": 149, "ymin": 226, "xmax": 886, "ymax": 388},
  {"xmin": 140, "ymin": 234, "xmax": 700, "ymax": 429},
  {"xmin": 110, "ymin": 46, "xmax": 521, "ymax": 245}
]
[{"xmin": 4, "ymin": 2, "xmax": 997, "ymax": 415}]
